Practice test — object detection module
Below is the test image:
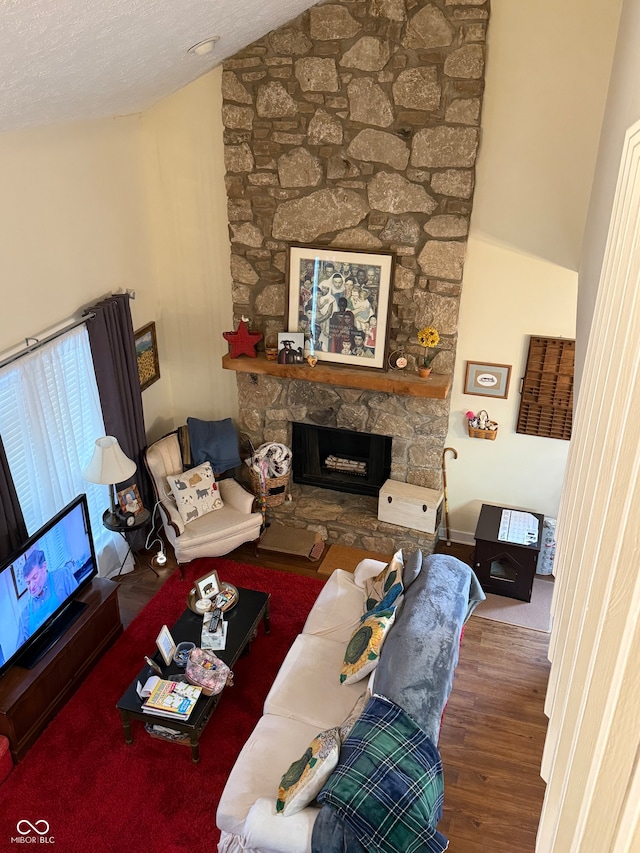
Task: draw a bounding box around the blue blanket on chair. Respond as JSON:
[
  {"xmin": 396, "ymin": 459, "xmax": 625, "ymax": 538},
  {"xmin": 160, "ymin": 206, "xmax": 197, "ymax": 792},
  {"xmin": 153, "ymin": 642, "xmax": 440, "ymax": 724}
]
[{"xmin": 187, "ymin": 417, "xmax": 241, "ymax": 474}]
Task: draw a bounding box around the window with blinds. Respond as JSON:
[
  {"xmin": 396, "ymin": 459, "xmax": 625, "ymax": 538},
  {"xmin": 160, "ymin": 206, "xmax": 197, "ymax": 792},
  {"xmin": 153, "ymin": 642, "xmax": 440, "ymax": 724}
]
[
  {"xmin": 0, "ymin": 326, "xmax": 109, "ymax": 551},
  {"xmin": 516, "ymin": 336, "xmax": 575, "ymax": 440}
]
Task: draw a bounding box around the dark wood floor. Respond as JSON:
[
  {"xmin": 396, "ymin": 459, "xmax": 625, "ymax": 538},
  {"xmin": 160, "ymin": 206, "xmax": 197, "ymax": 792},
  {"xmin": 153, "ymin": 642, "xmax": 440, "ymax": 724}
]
[{"xmin": 115, "ymin": 540, "xmax": 549, "ymax": 852}]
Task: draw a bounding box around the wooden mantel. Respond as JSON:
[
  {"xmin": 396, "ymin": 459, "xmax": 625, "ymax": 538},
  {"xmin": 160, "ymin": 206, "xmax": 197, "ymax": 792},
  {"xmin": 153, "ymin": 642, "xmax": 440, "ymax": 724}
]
[{"xmin": 222, "ymin": 353, "xmax": 451, "ymax": 399}]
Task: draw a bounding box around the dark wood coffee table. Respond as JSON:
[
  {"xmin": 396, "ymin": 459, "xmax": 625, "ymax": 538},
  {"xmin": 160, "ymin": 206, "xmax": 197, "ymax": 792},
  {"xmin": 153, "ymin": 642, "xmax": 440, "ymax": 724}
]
[{"xmin": 116, "ymin": 586, "xmax": 270, "ymax": 762}]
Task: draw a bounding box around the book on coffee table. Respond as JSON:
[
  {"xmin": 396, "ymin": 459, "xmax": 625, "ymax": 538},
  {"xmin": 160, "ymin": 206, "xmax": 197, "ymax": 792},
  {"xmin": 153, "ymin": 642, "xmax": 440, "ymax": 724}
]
[{"xmin": 141, "ymin": 678, "xmax": 202, "ymax": 721}]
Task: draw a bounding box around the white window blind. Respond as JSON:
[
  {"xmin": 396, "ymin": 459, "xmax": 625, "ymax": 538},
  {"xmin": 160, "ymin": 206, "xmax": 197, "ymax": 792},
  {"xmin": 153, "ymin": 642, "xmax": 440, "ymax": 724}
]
[{"xmin": 0, "ymin": 326, "xmax": 113, "ymax": 567}]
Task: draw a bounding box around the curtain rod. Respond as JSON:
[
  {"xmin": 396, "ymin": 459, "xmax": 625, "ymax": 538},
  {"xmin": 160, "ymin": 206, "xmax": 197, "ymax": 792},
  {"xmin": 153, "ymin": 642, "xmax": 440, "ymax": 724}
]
[
  {"xmin": 0, "ymin": 313, "xmax": 95, "ymax": 373},
  {"xmin": 0, "ymin": 290, "xmax": 135, "ymax": 374}
]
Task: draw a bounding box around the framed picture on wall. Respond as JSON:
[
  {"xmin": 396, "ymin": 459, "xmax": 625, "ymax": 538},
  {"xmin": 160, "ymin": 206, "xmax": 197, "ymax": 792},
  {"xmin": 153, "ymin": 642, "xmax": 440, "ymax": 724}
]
[
  {"xmin": 464, "ymin": 361, "xmax": 512, "ymax": 398},
  {"xmin": 286, "ymin": 244, "xmax": 395, "ymax": 370},
  {"xmin": 134, "ymin": 322, "xmax": 160, "ymax": 391}
]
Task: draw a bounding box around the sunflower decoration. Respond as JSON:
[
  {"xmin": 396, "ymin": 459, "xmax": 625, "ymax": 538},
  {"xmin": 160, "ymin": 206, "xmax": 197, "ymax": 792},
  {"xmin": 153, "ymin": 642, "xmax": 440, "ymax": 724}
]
[
  {"xmin": 340, "ymin": 609, "xmax": 396, "ymax": 684},
  {"xmin": 418, "ymin": 326, "xmax": 440, "ymax": 367}
]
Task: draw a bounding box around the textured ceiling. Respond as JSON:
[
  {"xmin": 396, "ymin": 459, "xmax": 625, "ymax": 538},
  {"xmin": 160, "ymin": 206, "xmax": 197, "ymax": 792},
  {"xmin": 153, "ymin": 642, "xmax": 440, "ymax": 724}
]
[{"xmin": 0, "ymin": 0, "xmax": 317, "ymax": 133}]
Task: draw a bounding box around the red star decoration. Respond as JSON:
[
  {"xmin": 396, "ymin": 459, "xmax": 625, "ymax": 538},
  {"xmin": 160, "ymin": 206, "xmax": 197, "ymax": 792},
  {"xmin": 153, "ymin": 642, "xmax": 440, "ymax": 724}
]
[{"xmin": 223, "ymin": 320, "xmax": 263, "ymax": 358}]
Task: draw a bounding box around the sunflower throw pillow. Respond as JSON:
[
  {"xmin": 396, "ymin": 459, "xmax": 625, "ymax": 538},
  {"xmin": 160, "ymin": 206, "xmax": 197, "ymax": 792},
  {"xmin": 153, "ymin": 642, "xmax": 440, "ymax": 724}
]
[
  {"xmin": 363, "ymin": 550, "xmax": 404, "ymax": 617},
  {"xmin": 276, "ymin": 727, "xmax": 341, "ymax": 816},
  {"xmin": 340, "ymin": 608, "xmax": 396, "ymax": 685},
  {"xmin": 167, "ymin": 461, "xmax": 224, "ymax": 525}
]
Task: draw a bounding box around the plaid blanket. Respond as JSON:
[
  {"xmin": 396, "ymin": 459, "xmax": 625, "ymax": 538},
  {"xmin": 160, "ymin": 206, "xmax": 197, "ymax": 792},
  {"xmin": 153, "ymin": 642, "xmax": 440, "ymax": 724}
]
[{"xmin": 317, "ymin": 694, "xmax": 449, "ymax": 853}]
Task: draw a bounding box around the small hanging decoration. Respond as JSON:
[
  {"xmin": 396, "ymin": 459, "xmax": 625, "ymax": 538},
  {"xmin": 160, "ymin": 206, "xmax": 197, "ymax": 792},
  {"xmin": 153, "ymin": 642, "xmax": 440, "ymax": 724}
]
[
  {"xmin": 223, "ymin": 319, "xmax": 263, "ymax": 358},
  {"xmin": 466, "ymin": 409, "xmax": 499, "ymax": 440}
]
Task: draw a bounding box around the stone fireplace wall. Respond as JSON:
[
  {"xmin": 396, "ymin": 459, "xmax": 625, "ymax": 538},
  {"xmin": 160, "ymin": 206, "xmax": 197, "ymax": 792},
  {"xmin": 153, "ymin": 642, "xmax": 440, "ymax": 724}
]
[{"xmin": 222, "ymin": 0, "xmax": 490, "ymax": 549}]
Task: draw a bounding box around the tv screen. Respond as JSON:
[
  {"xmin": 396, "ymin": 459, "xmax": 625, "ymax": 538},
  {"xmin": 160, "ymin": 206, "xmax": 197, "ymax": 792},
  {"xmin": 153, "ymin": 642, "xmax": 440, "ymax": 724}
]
[{"xmin": 0, "ymin": 494, "xmax": 98, "ymax": 678}]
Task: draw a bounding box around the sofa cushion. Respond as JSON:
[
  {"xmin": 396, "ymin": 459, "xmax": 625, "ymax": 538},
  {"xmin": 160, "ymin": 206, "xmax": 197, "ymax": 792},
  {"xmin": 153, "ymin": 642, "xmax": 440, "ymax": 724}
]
[
  {"xmin": 276, "ymin": 727, "xmax": 341, "ymax": 816},
  {"xmin": 362, "ymin": 551, "xmax": 404, "ymax": 616},
  {"xmin": 353, "ymin": 558, "xmax": 388, "ymax": 589},
  {"xmin": 167, "ymin": 461, "xmax": 223, "ymax": 524},
  {"xmin": 216, "ymin": 713, "xmax": 322, "ymax": 837},
  {"xmin": 339, "ymin": 688, "xmax": 371, "ymax": 743},
  {"xmin": 340, "ymin": 609, "xmax": 396, "ymax": 685},
  {"xmin": 403, "ymin": 549, "xmax": 423, "ymax": 590},
  {"xmin": 302, "ymin": 569, "xmax": 365, "ymax": 644},
  {"xmin": 242, "ymin": 797, "xmax": 319, "ymax": 853},
  {"xmin": 264, "ymin": 634, "xmax": 366, "ymax": 729}
]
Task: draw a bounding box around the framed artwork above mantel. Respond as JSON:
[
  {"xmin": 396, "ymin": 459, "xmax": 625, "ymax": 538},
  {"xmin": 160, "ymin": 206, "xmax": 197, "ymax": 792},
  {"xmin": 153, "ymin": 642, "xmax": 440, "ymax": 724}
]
[{"xmin": 286, "ymin": 244, "xmax": 395, "ymax": 371}]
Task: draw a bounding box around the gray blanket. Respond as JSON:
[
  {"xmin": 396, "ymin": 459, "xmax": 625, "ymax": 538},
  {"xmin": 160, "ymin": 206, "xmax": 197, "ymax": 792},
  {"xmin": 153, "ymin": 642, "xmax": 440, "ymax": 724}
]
[
  {"xmin": 311, "ymin": 552, "xmax": 484, "ymax": 853},
  {"xmin": 374, "ymin": 552, "xmax": 485, "ymax": 744}
]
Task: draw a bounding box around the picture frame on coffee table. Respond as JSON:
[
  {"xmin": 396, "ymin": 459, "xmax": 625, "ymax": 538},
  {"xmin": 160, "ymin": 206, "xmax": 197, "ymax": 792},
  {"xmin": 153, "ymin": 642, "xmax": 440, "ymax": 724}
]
[
  {"xmin": 195, "ymin": 569, "xmax": 221, "ymax": 601},
  {"xmin": 286, "ymin": 244, "xmax": 395, "ymax": 370},
  {"xmin": 156, "ymin": 624, "xmax": 177, "ymax": 666}
]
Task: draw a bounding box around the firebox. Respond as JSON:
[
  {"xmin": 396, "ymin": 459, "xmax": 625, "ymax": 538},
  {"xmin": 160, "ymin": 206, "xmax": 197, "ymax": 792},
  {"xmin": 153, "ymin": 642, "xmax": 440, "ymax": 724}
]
[{"xmin": 292, "ymin": 422, "xmax": 391, "ymax": 497}]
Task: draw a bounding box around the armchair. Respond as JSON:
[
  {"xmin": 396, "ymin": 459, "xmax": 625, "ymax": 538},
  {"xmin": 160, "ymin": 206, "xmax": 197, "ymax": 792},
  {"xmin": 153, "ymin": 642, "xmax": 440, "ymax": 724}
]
[{"xmin": 144, "ymin": 431, "xmax": 262, "ymax": 571}]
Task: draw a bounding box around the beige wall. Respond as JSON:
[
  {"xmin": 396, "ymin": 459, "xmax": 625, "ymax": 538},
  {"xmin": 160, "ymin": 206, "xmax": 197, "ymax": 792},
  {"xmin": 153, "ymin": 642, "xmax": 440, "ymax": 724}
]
[
  {"xmin": 441, "ymin": 0, "xmax": 620, "ymax": 538},
  {"xmin": 139, "ymin": 67, "xmax": 238, "ymax": 443},
  {"xmin": 445, "ymin": 235, "xmax": 577, "ymax": 540},
  {"xmin": 0, "ymin": 116, "xmax": 153, "ymax": 355},
  {"xmin": 0, "ymin": 68, "xmax": 237, "ymax": 448},
  {"xmin": 473, "ymin": 0, "xmax": 622, "ymax": 270}
]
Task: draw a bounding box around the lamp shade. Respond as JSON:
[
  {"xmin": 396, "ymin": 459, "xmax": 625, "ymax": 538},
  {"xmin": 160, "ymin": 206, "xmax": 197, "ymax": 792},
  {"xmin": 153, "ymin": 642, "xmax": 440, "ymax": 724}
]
[{"xmin": 83, "ymin": 436, "xmax": 137, "ymax": 486}]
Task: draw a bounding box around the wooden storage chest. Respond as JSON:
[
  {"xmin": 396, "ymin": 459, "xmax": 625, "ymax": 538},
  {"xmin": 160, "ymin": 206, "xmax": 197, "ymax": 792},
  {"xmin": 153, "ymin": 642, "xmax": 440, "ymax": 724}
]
[{"xmin": 377, "ymin": 480, "xmax": 443, "ymax": 535}]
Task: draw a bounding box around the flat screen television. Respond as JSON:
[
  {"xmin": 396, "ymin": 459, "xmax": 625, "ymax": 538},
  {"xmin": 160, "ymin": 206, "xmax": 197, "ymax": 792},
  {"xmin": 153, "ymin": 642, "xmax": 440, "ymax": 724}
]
[{"xmin": 0, "ymin": 494, "xmax": 98, "ymax": 678}]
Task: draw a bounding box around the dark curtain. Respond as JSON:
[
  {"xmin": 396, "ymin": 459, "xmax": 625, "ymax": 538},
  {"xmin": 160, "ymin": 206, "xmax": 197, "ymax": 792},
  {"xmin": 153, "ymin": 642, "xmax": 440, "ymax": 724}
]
[
  {"xmin": 0, "ymin": 435, "xmax": 28, "ymax": 562},
  {"xmin": 85, "ymin": 294, "xmax": 153, "ymax": 515}
]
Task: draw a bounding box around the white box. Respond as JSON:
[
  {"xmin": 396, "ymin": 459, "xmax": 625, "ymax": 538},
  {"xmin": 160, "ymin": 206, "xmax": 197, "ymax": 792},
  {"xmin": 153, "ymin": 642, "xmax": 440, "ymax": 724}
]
[{"xmin": 377, "ymin": 480, "xmax": 443, "ymax": 535}]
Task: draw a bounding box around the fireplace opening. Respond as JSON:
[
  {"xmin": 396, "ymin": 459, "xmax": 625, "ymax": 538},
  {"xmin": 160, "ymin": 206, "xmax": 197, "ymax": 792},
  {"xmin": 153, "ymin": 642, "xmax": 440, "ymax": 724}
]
[{"xmin": 292, "ymin": 422, "xmax": 391, "ymax": 497}]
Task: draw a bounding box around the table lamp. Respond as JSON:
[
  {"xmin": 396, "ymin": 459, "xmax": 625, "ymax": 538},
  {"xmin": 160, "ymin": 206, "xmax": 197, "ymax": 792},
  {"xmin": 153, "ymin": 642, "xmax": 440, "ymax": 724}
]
[{"xmin": 83, "ymin": 436, "xmax": 137, "ymax": 525}]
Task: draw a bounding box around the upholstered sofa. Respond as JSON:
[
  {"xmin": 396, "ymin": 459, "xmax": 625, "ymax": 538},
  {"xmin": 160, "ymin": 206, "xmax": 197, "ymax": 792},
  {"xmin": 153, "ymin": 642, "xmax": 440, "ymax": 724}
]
[{"xmin": 216, "ymin": 550, "xmax": 485, "ymax": 853}]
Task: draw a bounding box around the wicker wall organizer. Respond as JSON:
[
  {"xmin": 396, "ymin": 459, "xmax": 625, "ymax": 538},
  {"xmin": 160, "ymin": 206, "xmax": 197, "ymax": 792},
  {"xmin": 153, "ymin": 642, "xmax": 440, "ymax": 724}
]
[{"xmin": 517, "ymin": 336, "xmax": 575, "ymax": 440}]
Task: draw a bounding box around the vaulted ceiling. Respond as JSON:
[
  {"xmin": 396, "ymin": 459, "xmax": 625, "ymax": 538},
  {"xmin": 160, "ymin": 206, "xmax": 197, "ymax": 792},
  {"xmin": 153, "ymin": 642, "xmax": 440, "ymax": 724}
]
[{"xmin": 0, "ymin": 0, "xmax": 317, "ymax": 133}]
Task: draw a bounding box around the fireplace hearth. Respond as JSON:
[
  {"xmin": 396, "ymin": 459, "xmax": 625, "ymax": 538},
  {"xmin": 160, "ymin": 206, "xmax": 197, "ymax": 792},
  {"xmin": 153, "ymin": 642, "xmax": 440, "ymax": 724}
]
[{"xmin": 292, "ymin": 422, "xmax": 391, "ymax": 497}]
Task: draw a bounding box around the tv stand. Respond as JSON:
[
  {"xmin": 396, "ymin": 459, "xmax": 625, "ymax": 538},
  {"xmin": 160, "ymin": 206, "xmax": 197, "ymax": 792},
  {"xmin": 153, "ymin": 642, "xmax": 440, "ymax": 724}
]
[
  {"xmin": 0, "ymin": 578, "xmax": 122, "ymax": 762},
  {"xmin": 18, "ymin": 599, "xmax": 88, "ymax": 669}
]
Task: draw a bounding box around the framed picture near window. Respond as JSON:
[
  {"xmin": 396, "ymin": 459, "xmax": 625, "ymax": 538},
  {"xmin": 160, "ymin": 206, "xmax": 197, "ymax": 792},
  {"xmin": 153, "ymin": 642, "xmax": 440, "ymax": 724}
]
[
  {"xmin": 464, "ymin": 361, "xmax": 512, "ymax": 398},
  {"xmin": 117, "ymin": 484, "xmax": 144, "ymax": 515},
  {"xmin": 134, "ymin": 322, "xmax": 160, "ymax": 391},
  {"xmin": 286, "ymin": 244, "xmax": 395, "ymax": 370}
]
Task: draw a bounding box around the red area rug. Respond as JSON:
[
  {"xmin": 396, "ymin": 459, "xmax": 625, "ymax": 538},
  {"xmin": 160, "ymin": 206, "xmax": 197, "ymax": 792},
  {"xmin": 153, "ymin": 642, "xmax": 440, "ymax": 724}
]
[{"xmin": 0, "ymin": 560, "xmax": 325, "ymax": 852}]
